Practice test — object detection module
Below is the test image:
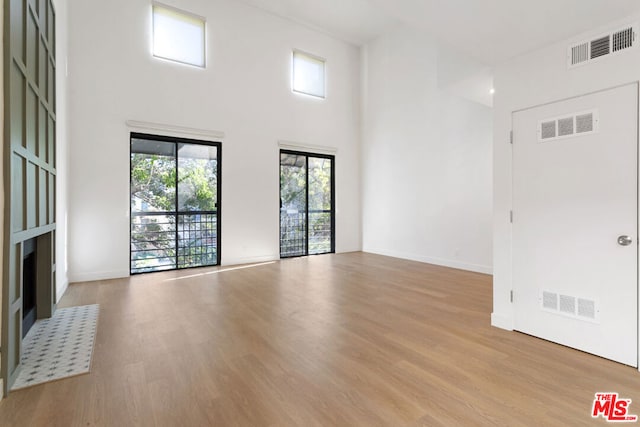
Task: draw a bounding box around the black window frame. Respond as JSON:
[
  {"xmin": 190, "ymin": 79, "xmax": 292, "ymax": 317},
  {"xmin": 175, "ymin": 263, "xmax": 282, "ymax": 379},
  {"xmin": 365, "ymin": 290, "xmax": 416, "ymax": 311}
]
[
  {"xmin": 279, "ymin": 149, "xmax": 336, "ymax": 258},
  {"xmin": 129, "ymin": 132, "xmax": 222, "ymax": 274}
]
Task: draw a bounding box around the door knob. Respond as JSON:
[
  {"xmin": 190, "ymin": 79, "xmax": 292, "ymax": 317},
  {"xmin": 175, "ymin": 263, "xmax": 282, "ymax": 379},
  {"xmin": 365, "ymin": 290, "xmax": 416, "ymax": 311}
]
[{"xmin": 618, "ymin": 235, "xmax": 633, "ymax": 246}]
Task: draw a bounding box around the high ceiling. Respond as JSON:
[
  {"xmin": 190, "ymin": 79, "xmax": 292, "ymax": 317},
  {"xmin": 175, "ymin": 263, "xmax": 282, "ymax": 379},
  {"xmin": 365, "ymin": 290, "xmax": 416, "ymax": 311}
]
[{"xmin": 240, "ymin": 0, "xmax": 640, "ymax": 65}]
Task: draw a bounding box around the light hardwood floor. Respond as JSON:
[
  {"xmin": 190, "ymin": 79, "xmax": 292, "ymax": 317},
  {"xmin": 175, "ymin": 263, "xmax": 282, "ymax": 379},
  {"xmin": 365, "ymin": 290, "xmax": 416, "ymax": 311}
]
[{"xmin": 0, "ymin": 252, "xmax": 638, "ymax": 426}]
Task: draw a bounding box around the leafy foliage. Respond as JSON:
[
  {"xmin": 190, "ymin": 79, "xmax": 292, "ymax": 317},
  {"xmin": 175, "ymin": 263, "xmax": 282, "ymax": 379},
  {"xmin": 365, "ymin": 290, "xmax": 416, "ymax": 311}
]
[
  {"xmin": 280, "ymin": 156, "xmax": 332, "ymax": 211},
  {"xmin": 178, "ymin": 158, "xmax": 217, "ymax": 211},
  {"xmin": 131, "ymin": 154, "xmax": 175, "ymax": 212}
]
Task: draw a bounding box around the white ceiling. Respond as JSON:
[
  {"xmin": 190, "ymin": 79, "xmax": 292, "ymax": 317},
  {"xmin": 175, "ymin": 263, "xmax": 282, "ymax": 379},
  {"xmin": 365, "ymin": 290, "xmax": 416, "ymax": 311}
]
[
  {"xmin": 239, "ymin": 0, "xmax": 396, "ymax": 46},
  {"xmin": 240, "ymin": 0, "xmax": 640, "ymax": 65}
]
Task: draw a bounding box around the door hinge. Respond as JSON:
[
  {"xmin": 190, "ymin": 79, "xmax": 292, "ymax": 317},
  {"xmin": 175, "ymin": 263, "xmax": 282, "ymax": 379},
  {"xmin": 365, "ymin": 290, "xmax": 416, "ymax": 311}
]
[
  {"xmin": 510, "ymin": 210, "xmax": 513, "ymax": 223},
  {"xmin": 510, "ymin": 290, "xmax": 514, "ymax": 303},
  {"xmin": 509, "ymin": 131, "xmax": 513, "ymax": 144}
]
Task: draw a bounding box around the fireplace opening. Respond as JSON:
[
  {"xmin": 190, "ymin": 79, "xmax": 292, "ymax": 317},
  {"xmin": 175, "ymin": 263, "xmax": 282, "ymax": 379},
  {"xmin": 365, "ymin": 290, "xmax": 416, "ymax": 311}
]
[{"xmin": 22, "ymin": 238, "xmax": 37, "ymax": 338}]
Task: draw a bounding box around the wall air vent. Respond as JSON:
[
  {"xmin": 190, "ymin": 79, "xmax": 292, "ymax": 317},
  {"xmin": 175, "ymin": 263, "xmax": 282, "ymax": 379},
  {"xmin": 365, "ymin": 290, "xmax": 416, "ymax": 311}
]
[
  {"xmin": 540, "ymin": 290, "xmax": 599, "ymax": 323},
  {"xmin": 542, "ymin": 291, "xmax": 558, "ymax": 310},
  {"xmin": 575, "ymin": 113, "xmax": 594, "ymax": 133},
  {"xmin": 613, "ymin": 27, "xmax": 634, "ymax": 52},
  {"xmin": 568, "ymin": 24, "xmax": 638, "ymax": 68},
  {"xmin": 538, "ymin": 110, "xmax": 598, "ymax": 142},
  {"xmin": 571, "ymin": 42, "xmax": 589, "ymax": 66},
  {"xmin": 590, "ymin": 35, "xmax": 610, "ymax": 59},
  {"xmin": 540, "ymin": 121, "xmax": 556, "ymax": 140},
  {"xmin": 557, "ymin": 117, "xmax": 574, "ymax": 137}
]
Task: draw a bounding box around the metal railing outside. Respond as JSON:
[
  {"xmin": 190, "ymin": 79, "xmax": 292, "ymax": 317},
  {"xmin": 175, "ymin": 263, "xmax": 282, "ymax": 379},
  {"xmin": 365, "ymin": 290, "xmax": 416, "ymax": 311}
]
[
  {"xmin": 131, "ymin": 211, "xmax": 217, "ymax": 273},
  {"xmin": 280, "ymin": 209, "xmax": 331, "ymax": 257}
]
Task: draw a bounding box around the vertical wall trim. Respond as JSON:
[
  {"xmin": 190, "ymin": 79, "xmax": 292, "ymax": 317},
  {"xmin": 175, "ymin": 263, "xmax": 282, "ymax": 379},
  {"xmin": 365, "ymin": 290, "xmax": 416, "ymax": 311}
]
[{"xmin": 1, "ymin": 0, "xmax": 12, "ymax": 398}]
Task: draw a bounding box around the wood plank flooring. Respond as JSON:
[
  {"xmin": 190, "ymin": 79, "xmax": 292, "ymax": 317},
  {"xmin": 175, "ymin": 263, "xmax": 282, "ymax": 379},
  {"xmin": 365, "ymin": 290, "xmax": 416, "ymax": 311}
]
[{"xmin": 0, "ymin": 252, "xmax": 638, "ymax": 426}]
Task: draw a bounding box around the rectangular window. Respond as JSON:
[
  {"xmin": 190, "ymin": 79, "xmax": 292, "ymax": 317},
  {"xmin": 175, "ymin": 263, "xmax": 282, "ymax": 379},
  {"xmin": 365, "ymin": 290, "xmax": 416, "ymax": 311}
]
[
  {"xmin": 152, "ymin": 3, "xmax": 206, "ymax": 67},
  {"xmin": 292, "ymin": 50, "xmax": 325, "ymax": 98},
  {"xmin": 130, "ymin": 133, "xmax": 221, "ymax": 274}
]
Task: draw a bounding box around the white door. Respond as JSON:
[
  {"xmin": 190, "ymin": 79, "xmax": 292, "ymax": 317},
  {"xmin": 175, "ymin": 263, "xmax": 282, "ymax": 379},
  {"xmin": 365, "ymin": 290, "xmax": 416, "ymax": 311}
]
[{"xmin": 512, "ymin": 83, "xmax": 638, "ymax": 367}]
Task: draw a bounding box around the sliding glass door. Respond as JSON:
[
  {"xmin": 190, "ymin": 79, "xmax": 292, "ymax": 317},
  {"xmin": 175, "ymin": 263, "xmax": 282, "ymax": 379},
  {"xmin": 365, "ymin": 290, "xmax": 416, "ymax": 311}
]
[
  {"xmin": 130, "ymin": 133, "xmax": 221, "ymax": 274},
  {"xmin": 280, "ymin": 150, "xmax": 335, "ymax": 257}
]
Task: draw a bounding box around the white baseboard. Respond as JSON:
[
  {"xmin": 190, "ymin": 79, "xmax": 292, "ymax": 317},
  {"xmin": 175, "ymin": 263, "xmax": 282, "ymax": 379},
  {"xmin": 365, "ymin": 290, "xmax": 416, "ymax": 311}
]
[
  {"xmin": 363, "ymin": 248, "xmax": 493, "ymax": 275},
  {"xmin": 335, "ymin": 246, "xmax": 363, "ymax": 254},
  {"xmin": 69, "ymin": 269, "xmax": 129, "ymax": 283},
  {"xmin": 69, "ymin": 258, "xmax": 282, "ymax": 284},
  {"xmin": 221, "ymin": 254, "xmax": 279, "ymax": 266},
  {"xmin": 72, "ymin": 249, "xmax": 484, "ymax": 284},
  {"xmin": 491, "ymin": 312, "xmax": 514, "ymax": 331},
  {"xmin": 56, "ymin": 279, "xmax": 69, "ymax": 303}
]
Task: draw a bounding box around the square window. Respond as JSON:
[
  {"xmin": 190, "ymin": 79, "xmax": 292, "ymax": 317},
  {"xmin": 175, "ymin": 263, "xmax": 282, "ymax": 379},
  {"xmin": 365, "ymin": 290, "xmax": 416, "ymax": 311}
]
[
  {"xmin": 292, "ymin": 50, "xmax": 325, "ymax": 98},
  {"xmin": 152, "ymin": 3, "xmax": 205, "ymax": 68}
]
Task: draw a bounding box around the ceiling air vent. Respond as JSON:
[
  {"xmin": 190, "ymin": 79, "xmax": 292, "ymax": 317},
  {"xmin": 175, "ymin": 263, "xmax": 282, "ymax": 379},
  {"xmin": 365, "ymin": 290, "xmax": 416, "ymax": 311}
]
[{"xmin": 568, "ymin": 24, "xmax": 638, "ymax": 68}]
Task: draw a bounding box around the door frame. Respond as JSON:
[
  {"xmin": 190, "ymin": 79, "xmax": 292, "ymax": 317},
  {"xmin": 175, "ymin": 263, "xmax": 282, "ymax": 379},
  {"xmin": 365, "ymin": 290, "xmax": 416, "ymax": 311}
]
[
  {"xmin": 129, "ymin": 132, "xmax": 222, "ymax": 274},
  {"xmin": 279, "ymin": 149, "xmax": 336, "ymax": 258},
  {"xmin": 509, "ymin": 81, "xmax": 640, "ymax": 370}
]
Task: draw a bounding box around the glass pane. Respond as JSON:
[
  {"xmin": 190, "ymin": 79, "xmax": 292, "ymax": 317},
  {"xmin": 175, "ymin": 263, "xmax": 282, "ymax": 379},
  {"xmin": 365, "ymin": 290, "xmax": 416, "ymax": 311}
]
[
  {"xmin": 308, "ymin": 157, "xmax": 332, "ymax": 254},
  {"xmin": 153, "ymin": 5, "xmax": 205, "ymax": 67},
  {"xmin": 292, "ymin": 51, "xmax": 325, "ymax": 98},
  {"xmin": 280, "ymin": 153, "xmax": 307, "ymax": 257},
  {"xmin": 130, "ymin": 214, "xmax": 176, "ymax": 273},
  {"xmin": 177, "ymin": 144, "xmax": 218, "ymax": 270},
  {"xmin": 131, "ymin": 139, "xmax": 176, "ymax": 213},
  {"xmin": 177, "ymin": 143, "xmax": 218, "ymax": 212},
  {"xmin": 131, "ymin": 139, "xmax": 177, "ymax": 273}
]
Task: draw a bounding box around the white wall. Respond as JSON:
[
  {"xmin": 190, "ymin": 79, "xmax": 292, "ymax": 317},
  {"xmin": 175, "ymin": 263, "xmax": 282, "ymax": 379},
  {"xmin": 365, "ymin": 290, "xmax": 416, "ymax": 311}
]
[
  {"xmin": 67, "ymin": 0, "xmax": 361, "ymax": 282},
  {"xmin": 492, "ymin": 16, "xmax": 640, "ymax": 330},
  {"xmin": 55, "ymin": 0, "xmax": 70, "ymax": 300},
  {"xmin": 361, "ymin": 26, "xmax": 493, "ymax": 274}
]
